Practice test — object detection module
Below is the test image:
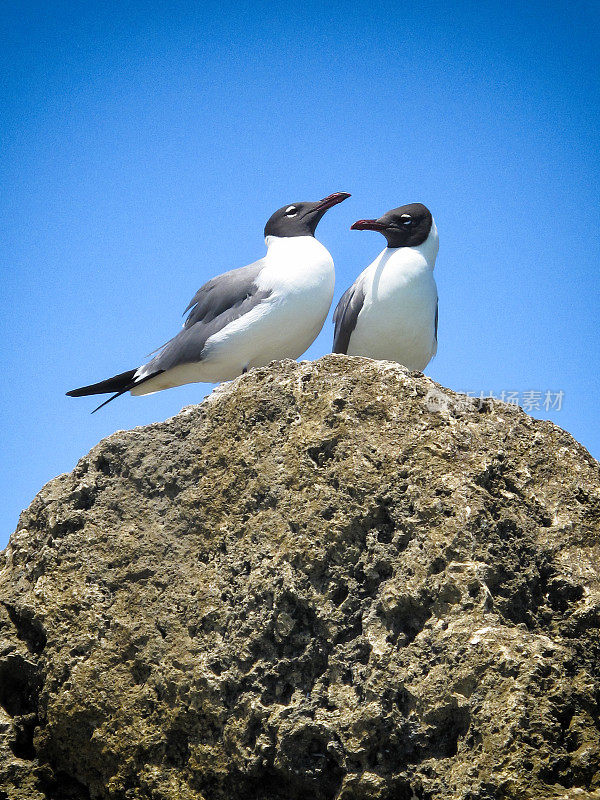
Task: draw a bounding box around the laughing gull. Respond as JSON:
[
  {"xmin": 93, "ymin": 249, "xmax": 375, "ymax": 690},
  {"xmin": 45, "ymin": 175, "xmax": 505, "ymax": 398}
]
[
  {"xmin": 333, "ymin": 203, "xmax": 439, "ymax": 371},
  {"xmin": 67, "ymin": 192, "xmax": 350, "ymax": 411}
]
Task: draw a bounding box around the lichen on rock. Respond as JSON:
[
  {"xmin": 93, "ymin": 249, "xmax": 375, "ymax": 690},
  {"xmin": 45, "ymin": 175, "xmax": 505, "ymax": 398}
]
[{"xmin": 0, "ymin": 355, "xmax": 599, "ymax": 799}]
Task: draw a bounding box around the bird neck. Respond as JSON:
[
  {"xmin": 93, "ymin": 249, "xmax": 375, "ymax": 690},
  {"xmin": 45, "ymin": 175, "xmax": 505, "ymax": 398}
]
[
  {"xmin": 416, "ymin": 220, "xmax": 439, "ymax": 266},
  {"xmin": 262, "ymin": 236, "xmax": 333, "ymax": 283},
  {"xmin": 264, "ymin": 235, "xmax": 330, "ymax": 263},
  {"xmin": 265, "ymin": 234, "xmax": 314, "ymax": 248},
  {"xmin": 386, "ymin": 221, "xmax": 439, "ymax": 269}
]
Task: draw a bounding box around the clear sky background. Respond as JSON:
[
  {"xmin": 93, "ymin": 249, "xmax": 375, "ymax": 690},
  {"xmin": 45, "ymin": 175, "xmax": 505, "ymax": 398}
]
[{"xmin": 1, "ymin": 0, "xmax": 599, "ymax": 548}]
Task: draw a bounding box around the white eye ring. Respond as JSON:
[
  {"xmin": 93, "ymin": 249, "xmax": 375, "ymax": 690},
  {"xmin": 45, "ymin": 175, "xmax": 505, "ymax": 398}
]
[
  {"xmin": 285, "ymin": 206, "xmax": 298, "ymax": 216},
  {"xmin": 400, "ymin": 214, "xmax": 412, "ymax": 226}
]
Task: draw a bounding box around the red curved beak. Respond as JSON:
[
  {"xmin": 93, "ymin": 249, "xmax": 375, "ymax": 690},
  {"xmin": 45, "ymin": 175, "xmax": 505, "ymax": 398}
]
[
  {"xmin": 314, "ymin": 192, "xmax": 351, "ymax": 212},
  {"xmin": 350, "ymin": 219, "xmax": 386, "ymax": 231}
]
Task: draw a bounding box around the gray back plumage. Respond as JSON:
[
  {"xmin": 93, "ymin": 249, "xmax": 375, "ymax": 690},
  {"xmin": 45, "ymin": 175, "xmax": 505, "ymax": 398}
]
[
  {"xmin": 332, "ymin": 278, "xmax": 366, "ymax": 355},
  {"xmin": 145, "ymin": 261, "xmax": 271, "ymax": 373},
  {"xmin": 182, "ymin": 261, "xmax": 264, "ymax": 329}
]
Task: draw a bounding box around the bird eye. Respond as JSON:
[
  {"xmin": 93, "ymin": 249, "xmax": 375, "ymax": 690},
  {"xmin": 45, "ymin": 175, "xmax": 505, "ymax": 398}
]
[
  {"xmin": 285, "ymin": 206, "xmax": 298, "ymax": 216},
  {"xmin": 400, "ymin": 214, "xmax": 412, "ymax": 226}
]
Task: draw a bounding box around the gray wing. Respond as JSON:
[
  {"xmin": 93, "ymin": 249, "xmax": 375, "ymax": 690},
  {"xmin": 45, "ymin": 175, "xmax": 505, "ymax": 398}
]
[
  {"xmin": 332, "ymin": 278, "xmax": 366, "ymax": 355},
  {"xmin": 182, "ymin": 260, "xmax": 265, "ymax": 329},
  {"xmin": 145, "ymin": 260, "xmax": 271, "ymax": 372},
  {"xmin": 434, "ymin": 298, "xmax": 438, "ymax": 343}
]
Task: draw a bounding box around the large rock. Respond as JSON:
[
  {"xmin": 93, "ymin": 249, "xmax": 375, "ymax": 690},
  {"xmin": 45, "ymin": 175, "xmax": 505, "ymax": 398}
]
[{"xmin": 1, "ymin": 355, "xmax": 599, "ymax": 800}]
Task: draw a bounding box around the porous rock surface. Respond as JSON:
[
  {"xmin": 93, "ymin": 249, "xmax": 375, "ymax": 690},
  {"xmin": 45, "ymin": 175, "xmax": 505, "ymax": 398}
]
[{"xmin": 1, "ymin": 355, "xmax": 599, "ymax": 800}]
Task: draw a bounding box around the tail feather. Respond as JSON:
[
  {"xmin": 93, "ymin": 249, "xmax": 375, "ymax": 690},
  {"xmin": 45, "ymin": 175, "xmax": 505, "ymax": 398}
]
[
  {"xmin": 66, "ymin": 369, "xmax": 138, "ymax": 397},
  {"xmin": 89, "ymin": 371, "xmax": 163, "ymax": 413},
  {"xmin": 67, "ymin": 368, "xmax": 165, "ymax": 413}
]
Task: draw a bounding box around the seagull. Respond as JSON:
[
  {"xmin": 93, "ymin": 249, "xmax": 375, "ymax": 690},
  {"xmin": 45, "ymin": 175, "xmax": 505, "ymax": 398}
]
[
  {"xmin": 333, "ymin": 202, "xmax": 439, "ymax": 371},
  {"xmin": 67, "ymin": 192, "xmax": 350, "ymax": 411}
]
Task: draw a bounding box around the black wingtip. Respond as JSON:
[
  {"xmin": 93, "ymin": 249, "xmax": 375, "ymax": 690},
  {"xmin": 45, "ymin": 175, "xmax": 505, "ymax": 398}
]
[
  {"xmin": 66, "ymin": 369, "xmax": 138, "ymax": 398},
  {"xmin": 91, "ymin": 392, "xmax": 123, "ymax": 413},
  {"xmin": 89, "ymin": 369, "xmax": 165, "ymax": 413}
]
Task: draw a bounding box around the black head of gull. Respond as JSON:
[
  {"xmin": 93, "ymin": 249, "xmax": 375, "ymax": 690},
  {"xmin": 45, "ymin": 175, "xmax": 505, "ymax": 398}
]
[
  {"xmin": 351, "ymin": 202, "xmax": 433, "ymax": 248},
  {"xmin": 264, "ymin": 192, "xmax": 351, "ymax": 238}
]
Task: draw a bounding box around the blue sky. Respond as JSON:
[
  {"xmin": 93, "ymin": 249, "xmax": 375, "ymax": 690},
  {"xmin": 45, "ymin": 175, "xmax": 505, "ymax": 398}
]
[{"xmin": 1, "ymin": 0, "xmax": 599, "ymax": 547}]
